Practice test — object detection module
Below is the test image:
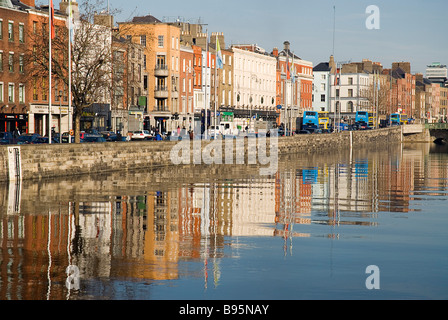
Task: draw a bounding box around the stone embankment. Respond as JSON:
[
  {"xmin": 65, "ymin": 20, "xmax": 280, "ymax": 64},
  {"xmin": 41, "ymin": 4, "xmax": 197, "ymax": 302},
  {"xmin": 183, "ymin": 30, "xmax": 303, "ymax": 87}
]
[{"xmin": 0, "ymin": 126, "xmax": 402, "ymax": 182}]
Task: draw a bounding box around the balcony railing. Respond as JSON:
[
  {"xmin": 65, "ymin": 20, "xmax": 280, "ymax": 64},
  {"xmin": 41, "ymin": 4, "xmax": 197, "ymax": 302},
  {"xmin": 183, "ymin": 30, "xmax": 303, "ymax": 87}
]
[
  {"xmin": 154, "ymin": 106, "xmax": 170, "ymax": 112},
  {"xmin": 154, "ymin": 86, "xmax": 169, "ymax": 98},
  {"xmin": 154, "ymin": 64, "xmax": 169, "ymax": 77}
]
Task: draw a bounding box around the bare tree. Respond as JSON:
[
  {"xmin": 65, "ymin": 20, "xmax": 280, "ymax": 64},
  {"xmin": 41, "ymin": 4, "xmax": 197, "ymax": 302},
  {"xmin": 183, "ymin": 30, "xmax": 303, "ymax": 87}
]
[
  {"xmin": 25, "ymin": 0, "xmax": 115, "ymax": 143},
  {"xmin": 363, "ymin": 75, "xmax": 391, "ymax": 117}
]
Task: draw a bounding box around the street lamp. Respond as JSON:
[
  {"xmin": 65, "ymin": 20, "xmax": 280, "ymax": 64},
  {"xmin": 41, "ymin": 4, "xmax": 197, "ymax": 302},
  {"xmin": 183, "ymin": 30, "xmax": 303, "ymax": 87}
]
[{"xmin": 250, "ymin": 73, "xmax": 259, "ymax": 133}]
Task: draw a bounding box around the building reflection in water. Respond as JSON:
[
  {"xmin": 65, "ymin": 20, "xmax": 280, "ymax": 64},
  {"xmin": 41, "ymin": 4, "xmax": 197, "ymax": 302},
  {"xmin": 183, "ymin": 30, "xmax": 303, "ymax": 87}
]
[{"xmin": 0, "ymin": 143, "xmax": 447, "ymax": 299}]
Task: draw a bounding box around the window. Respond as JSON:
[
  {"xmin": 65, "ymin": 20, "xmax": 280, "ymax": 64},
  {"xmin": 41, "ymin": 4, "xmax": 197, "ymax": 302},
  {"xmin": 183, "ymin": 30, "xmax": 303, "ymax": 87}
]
[
  {"xmin": 19, "ymin": 55, "xmax": 24, "ymax": 73},
  {"xmin": 0, "ymin": 20, "xmax": 3, "ymax": 39},
  {"xmin": 0, "ymin": 83, "xmax": 3, "ymax": 102},
  {"xmin": 33, "ymin": 77, "xmax": 38, "ymax": 100},
  {"xmin": 19, "ymin": 84, "xmax": 25, "ymax": 103},
  {"xmin": 8, "ymin": 83, "xmax": 14, "ymax": 103},
  {"xmin": 321, "ymin": 83, "xmax": 325, "ymax": 91},
  {"xmin": 140, "ymin": 35, "xmax": 146, "ymax": 46},
  {"xmin": 33, "ymin": 21, "xmax": 37, "ymax": 34},
  {"xmin": 348, "ymin": 89, "xmax": 353, "ymax": 97},
  {"xmin": 0, "ymin": 52, "xmax": 3, "ymax": 71},
  {"xmin": 321, "ymin": 94, "xmax": 325, "ymax": 102},
  {"xmin": 158, "ymin": 35, "xmax": 164, "ymax": 48},
  {"xmin": 321, "ymin": 74, "xmax": 326, "ymax": 80},
  {"xmin": 8, "ymin": 22, "xmax": 13, "ymax": 41},
  {"xmin": 8, "ymin": 53, "xmax": 13, "ymax": 72},
  {"xmin": 347, "ymin": 101, "xmax": 354, "ymax": 113},
  {"xmin": 55, "ymin": 79, "xmax": 60, "ymax": 101},
  {"xmin": 348, "ymin": 77, "xmax": 353, "ymax": 85},
  {"xmin": 19, "ymin": 24, "xmax": 24, "ymax": 43},
  {"xmin": 42, "ymin": 77, "xmax": 47, "ymax": 100}
]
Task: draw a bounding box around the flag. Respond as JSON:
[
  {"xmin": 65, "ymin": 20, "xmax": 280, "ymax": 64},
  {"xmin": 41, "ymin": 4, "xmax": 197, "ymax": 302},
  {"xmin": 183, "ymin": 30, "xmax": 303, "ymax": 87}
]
[
  {"xmin": 291, "ymin": 64, "xmax": 296, "ymax": 83},
  {"xmin": 50, "ymin": 0, "xmax": 55, "ymax": 39},
  {"xmin": 286, "ymin": 54, "xmax": 290, "ymax": 80},
  {"xmin": 216, "ymin": 36, "xmax": 223, "ymax": 69}
]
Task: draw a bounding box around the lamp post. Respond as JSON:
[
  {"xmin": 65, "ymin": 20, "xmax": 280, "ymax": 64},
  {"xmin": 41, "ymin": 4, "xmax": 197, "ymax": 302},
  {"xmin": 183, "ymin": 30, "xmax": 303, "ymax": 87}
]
[{"xmin": 250, "ymin": 73, "xmax": 259, "ymax": 133}]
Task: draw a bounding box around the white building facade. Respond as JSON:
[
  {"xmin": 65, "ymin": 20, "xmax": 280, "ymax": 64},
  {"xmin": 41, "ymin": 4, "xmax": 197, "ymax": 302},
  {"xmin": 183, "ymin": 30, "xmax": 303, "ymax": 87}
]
[
  {"xmin": 312, "ymin": 62, "xmax": 332, "ymax": 112},
  {"xmin": 232, "ymin": 46, "xmax": 277, "ymax": 112},
  {"xmin": 330, "ymin": 72, "xmax": 370, "ymax": 116}
]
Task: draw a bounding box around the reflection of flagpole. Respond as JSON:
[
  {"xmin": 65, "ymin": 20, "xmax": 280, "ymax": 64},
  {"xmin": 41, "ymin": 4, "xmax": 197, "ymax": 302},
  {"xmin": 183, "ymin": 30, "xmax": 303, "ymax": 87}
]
[{"xmin": 47, "ymin": 211, "xmax": 52, "ymax": 300}]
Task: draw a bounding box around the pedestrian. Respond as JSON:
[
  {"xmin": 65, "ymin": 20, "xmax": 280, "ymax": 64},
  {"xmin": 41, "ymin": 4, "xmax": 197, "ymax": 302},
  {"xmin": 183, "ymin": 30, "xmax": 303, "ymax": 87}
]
[{"xmin": 177, "ymin": 126, "xmax": 180, "ymax": 136}]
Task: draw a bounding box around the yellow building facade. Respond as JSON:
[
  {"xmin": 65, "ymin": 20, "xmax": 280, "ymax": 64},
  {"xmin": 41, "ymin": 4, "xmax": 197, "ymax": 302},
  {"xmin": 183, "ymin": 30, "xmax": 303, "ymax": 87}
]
[{"xmin": 119, "ymin": 16, "xmax": 181, "ymax": 133}]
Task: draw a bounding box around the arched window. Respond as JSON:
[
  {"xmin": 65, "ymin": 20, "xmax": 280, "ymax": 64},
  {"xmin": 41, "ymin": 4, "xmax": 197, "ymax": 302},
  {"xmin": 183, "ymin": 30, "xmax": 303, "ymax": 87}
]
[{"xmin": 347, "ymin": 101, "xmax": 354, "ymax": 113}]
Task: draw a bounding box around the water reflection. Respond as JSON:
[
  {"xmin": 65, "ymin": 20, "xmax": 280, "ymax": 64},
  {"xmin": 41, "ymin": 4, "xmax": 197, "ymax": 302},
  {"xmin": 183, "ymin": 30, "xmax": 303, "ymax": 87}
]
[{"xmin": 0, "ymin": 143, "xmax": 447, "ymax": 299}]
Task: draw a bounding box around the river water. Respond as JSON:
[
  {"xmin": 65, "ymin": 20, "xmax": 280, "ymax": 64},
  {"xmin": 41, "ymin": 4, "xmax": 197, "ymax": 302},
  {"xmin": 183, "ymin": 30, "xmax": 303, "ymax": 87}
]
[{"xmin": 0, "ymin": 143, "xmax": 447, "ymax": 300}]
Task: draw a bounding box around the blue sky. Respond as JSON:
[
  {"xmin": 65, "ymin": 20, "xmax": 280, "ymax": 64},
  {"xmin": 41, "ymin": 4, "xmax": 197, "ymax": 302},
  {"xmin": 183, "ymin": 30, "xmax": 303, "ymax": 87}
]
[{"xmin": 70, "ymin": 0, "xmax": 447, "ymax": 74}]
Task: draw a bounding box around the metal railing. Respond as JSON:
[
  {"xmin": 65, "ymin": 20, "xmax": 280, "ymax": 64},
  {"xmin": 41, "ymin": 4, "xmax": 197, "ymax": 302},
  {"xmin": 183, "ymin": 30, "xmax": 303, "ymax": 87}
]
[{"xmin": 425, "ymin": 123, "xmax": 448, "ymax": 130}]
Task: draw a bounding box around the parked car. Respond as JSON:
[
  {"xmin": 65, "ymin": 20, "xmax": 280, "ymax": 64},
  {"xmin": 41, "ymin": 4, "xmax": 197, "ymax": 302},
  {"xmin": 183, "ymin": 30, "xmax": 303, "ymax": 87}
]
[
  {"xmin": 61, "ymin": 132, "xmax": 75, "ymax": 143},
  {"xmin": 131, "ymin": 130, "xmax": 152, "ymax": 140},
  {"xmin": 101, "ymin": 131, "xmax": 118, "ymax": 141},
  {"xmin": 0, "ymin": 132, "xmax": 15, "ymax": 145},
  {"xmin": 17, "ymin": 133, "xmax": 42, "ymax": 144},
  {"xmin": 81, "ymin": 136, "xmax": 106, "ymax": 143},
  {"xmin": 85, "ymin": 128, "xmax": 102, "ymax": 136},
  {"xmin": 35, "ymin": 136, "xmax": 60, "ymax": 144}
]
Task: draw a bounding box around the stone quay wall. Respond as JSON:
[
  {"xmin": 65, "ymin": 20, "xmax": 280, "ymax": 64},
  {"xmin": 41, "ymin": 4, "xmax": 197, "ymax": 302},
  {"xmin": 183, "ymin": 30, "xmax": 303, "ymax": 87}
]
[{"xmin": 0, "ymin": 126, "xmax": 402, "ymax": 182}]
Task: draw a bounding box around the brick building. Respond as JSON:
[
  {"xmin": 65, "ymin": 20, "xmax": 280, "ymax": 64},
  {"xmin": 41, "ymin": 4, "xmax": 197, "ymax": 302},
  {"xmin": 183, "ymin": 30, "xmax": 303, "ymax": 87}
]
[
  {"xmin": 272, "ymin": 41, "xmax": 313, "ymax": 129},
  {"xmin": 1, "ymin": 0, "xmax": 71, "ymax": 136}
]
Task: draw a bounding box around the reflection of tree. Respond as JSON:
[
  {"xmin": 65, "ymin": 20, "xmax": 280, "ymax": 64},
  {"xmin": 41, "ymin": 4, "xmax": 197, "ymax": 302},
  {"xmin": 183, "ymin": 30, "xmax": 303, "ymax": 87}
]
[{"xmin": 71, "ymin": 201, "xmax": 85, "ymax": 256}]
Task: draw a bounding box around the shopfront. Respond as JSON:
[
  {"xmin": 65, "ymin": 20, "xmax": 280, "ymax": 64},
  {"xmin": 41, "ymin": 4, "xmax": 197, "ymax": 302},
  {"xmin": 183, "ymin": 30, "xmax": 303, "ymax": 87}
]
[
  {"xmin": 0, "ymin": 113, "xmax": 28, "ymax": 133},
  {"xmin": 29, "ymin": 104, "xmax": 72, "ymax": 136}
]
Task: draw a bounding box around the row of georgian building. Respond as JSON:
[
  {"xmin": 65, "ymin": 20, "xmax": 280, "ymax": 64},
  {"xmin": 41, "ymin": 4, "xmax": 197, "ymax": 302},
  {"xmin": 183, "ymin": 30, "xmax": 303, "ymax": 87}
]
[
  {"xmin": 115, "ymin": 15, "xmax": 314, "ymax": 134},
  {"xmin": 0, "ymin": 0, "xmax": 314, "ymax": 135},
  {"xmin": 313, "ymin": 57, "xmax": 448, "ymax": 122}
]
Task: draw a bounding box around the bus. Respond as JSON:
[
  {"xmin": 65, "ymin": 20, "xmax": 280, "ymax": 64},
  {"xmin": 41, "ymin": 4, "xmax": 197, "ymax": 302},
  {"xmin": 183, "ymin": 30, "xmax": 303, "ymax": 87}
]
[
  {"xmin": 368, "ymin": 112, "xmax": 377, "ymax": 128},
  {"xmin": 302, "ymin": 111, "xmax": 319, "ymax": 131},
  {"xmin": 318, "ymin": 111, "xmax": 330, "ymax": 130},
  {"xmin": 389, "ymin": 113, "xmax": 408, "ymax": 125},
  {"xmin": 355, "ymin": 111, "xmax": 369, "ymax": 125},
  {"xmin": 399, "ymin": 114, "xmax": 408, "ymax": 124}
]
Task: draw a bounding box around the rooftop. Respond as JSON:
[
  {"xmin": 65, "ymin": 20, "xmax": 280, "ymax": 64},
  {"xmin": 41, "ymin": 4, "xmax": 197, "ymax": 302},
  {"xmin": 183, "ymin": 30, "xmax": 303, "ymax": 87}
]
[{"xmin": 131, "ymin": 14, "xmax": 162, "ymax": 24}]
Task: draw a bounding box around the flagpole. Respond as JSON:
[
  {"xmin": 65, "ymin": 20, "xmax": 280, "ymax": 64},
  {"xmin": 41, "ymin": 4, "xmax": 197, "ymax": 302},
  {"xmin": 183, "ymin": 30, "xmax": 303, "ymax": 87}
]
[
  {"xmin": 290, "ymin": 52, "xmax": 294, "ymax": 136},
  {"xmin": 49, "ymin": 0, "xmax": 52, "ymax": 144},
  {"xmin": 68, "ymin": 2, "xmax": 72, "ymax": 143},
  {"xmin": 214, "ymin": 36, "xmax": 217, "ymax": 139},
  {"xmin": 204, "ymin": 29, "xmax": 208, "ymax": 139}
]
